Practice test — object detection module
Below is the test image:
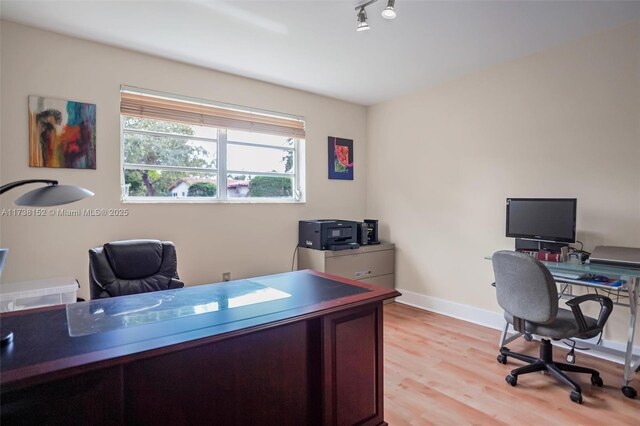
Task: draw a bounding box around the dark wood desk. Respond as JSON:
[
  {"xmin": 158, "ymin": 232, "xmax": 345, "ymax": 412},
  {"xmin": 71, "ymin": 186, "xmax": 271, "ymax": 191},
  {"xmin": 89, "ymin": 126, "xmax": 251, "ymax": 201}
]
[{"xmin": 1, "ymin": 270, "xmax": 399, "ymax": 425}]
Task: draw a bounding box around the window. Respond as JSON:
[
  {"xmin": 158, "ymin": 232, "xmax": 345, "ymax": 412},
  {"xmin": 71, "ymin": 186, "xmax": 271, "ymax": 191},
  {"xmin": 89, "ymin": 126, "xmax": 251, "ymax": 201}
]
[{"xmin": 120, "ymin": 86, "xmax": 305, "ymax": 202}]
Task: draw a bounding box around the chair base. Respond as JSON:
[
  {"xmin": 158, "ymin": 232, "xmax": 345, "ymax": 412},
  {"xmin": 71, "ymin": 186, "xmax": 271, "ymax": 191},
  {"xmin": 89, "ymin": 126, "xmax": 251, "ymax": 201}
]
[{"xmin": 498, "ymin": 338, "xmax": 603, "ymax": 404}]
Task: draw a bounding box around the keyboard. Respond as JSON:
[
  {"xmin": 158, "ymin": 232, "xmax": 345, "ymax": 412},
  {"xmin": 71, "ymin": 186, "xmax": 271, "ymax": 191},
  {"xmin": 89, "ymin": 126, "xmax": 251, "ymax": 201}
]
[{"xmin": 552, "ymin": 272, "xmax": 585, "ymax": 280}]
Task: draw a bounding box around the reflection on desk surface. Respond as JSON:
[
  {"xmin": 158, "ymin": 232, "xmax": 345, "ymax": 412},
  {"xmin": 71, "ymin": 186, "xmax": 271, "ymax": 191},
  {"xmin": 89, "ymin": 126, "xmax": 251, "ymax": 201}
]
[{"xmin": 66, "ymin": 281, "xmax": 291, "ymax": 337}]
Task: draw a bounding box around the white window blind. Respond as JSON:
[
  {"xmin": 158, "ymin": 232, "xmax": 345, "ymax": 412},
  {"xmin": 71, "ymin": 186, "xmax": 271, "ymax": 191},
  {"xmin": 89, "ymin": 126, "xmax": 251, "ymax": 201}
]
[{"xmin": 120, "ymin": 86, "xmax": 305, "ymax": 139}]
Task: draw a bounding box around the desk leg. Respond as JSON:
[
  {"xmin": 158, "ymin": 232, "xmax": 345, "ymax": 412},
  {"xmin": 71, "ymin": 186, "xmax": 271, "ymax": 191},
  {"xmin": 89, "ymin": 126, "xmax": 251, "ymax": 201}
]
[{"xmin": 622, "ymin": 278, "xmax": 639, "ymax": 398}]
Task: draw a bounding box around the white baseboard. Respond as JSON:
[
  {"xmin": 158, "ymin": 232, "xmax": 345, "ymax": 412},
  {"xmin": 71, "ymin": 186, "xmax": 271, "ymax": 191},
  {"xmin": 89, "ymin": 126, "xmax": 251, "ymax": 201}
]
[
  {"xmin": 395, "ymin": 288, "xmax": 640, "ymax": 365},
  {"xmin": 396, "ymin": 288, "xmax": 505, "ymax": 330}
]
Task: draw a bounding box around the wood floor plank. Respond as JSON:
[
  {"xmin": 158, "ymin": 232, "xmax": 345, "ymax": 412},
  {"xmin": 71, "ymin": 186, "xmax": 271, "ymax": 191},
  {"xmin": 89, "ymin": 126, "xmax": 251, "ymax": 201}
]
[{"xmin": 383, "ymin": 303, "xmax": 640, "ymax": 425}]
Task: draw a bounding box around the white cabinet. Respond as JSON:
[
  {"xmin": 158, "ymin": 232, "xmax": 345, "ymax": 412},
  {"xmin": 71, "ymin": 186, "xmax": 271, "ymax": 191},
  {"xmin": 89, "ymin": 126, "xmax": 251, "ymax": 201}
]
[{"xmin": 297, "ymin": 243, "xmax": 395, "ymax": 290}]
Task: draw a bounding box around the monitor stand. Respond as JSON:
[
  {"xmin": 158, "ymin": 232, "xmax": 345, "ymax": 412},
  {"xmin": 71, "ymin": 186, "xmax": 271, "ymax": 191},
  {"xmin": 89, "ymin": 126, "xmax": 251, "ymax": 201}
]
[{"xmin": 515, "ymin": 239, "xmax": 566, "ymax": 253}]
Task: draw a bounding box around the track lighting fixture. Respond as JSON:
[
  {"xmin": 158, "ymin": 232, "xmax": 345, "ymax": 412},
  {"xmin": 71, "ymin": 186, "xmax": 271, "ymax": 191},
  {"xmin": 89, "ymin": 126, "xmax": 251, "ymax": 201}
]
[
  {"xmin": 382, "ymin": 0, "xmax": 396, "ymax": 20},
  {"xmin": 355, "ymin": 0, "xmax": 397, "ymax": 32},
  {"xmin": 356, "ymin": 7, "xmax": 370, "ymax": 32}
]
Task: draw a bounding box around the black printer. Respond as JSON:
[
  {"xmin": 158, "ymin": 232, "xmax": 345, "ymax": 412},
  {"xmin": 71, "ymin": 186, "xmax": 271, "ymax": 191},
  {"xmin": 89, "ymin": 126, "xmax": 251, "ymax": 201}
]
[{"xmin": 299, "ymin": 220, "xmax": 360, "ymax": 251}]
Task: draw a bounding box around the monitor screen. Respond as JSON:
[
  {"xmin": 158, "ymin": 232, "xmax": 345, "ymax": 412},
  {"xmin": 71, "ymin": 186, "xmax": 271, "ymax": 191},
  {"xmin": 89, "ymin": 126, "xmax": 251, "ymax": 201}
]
[{"xmin": 506, "ymin": 198, "xmax": 577, "ymax": 243}]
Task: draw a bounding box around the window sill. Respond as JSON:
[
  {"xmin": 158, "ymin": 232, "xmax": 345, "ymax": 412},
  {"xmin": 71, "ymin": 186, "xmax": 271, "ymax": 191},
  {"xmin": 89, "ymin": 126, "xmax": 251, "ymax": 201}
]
[{"xmin": 121, "ymin": 197, "xmax": 306, "ymax": 204}]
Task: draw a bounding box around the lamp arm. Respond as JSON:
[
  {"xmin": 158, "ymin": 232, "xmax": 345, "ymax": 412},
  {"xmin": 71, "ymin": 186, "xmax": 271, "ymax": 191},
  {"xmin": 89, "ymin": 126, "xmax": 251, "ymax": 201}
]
[{"xmin": 0, "ymin": 180, "xmax": 59, "ymax": 195}]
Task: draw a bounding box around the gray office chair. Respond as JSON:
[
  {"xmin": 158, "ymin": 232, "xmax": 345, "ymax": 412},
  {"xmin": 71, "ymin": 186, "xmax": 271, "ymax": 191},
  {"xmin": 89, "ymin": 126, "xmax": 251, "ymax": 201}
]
[{"xmin": 492, "ymin": 250, "xmax": 613, "ymax": 404}]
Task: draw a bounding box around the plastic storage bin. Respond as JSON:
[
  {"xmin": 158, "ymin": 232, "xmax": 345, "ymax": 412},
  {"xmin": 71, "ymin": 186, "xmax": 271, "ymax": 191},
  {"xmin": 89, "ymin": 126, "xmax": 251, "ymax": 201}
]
[{"xmin": 0, "ymin": 277, "xmax": 78, "ymax": 312}]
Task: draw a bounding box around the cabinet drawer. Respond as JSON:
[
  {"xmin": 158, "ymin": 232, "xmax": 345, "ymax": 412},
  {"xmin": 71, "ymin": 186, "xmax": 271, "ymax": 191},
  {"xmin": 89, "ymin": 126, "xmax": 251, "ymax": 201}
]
[
  {"xmin": 359, "ymin": 274, "xmax": 394, "ymax": 290},
  {"xmin": 325, "ymin": 250, "xmax": 394, "ymax": 280}
]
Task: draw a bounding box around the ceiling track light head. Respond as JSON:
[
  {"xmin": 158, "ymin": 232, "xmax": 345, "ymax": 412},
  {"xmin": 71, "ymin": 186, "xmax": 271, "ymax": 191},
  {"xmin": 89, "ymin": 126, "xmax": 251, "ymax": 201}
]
[
  {"xmin": 382, "ymin": 0, "xmax": 396, "ymax": 20},
  {"xmin": 355, "ymin": 0, "xmax": 397, "ymax": 31},
  {"xmin": 356, "ymin": 6, "xmax": 370, "ymax": 32}
]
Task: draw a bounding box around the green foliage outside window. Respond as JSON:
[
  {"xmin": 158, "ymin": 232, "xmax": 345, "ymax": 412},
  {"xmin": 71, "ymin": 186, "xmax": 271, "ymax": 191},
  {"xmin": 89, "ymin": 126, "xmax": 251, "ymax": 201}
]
[
  {"xmin": 248, "ymin": 176, "xmax": 292, "ymax": 197},
  {"xmin": 245, "ymin": 141, "xmax": 294, "ymax": 197},
  {"xmin": 123, "ymin": 117, "xmax": 216, "ymax": 197},
  {"xmin": 187, "ymin": 182, "xmax": 217, "ymax": 197}
]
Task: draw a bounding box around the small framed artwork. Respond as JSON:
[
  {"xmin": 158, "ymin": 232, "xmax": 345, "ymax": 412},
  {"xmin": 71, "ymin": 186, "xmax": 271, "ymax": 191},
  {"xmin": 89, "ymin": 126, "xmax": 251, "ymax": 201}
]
[
  {"xmin": 328, "ymin": 136, "xmax": 354, "ymax": 180},
  {"xmin": 28, "ymin": 95, "xmax": 96, "ymax": 169}
]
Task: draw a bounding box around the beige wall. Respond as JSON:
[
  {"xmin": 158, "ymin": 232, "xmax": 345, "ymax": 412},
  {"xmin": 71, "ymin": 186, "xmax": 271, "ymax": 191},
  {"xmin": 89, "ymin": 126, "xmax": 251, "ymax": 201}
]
[
  {"xmin": 2, "ymin": 18, "xmax": 639, "ymax": 346},
  {"xmin": 366, "ymin": 21, "xmax": 640, "ymax": 344},
  {"xmin": 0, "ymin": 21, "xmax": 367, "ymax": 299}
]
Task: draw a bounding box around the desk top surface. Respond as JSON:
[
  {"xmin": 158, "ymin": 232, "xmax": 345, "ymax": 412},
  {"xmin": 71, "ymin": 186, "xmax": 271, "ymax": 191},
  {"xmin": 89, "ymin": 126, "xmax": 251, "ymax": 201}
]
[
  {"xmin": 541, "ymin": 262, "xmax": 640, "ymax": 278},
  {"xmin": 485, "ymin": 255, "xmax": 640, "ymax": 278},
  {"xmin": 0, "ymin": 270, "xmax": 399, "ymax": 386}
]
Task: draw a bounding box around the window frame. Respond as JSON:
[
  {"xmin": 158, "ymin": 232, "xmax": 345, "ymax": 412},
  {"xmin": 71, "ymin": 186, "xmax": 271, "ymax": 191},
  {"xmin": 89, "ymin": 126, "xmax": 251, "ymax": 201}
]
[{"xmin": 120, "ymin": 92, "xmax": 305, "ymax": 204}]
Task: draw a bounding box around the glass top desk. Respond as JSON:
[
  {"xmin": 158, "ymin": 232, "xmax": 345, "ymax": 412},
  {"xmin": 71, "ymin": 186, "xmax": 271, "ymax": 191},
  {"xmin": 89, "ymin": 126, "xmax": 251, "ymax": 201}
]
[
  {"xmin": 486, "ymin": 254, "xmax": 640, "ymax": 398},
  {"xmin": 0, "ymin": 270, "xmax": 400, "ymax": 424},
  {"xmin": 0, "ymin": 270, "xmax": 396, "ymax": 381}
]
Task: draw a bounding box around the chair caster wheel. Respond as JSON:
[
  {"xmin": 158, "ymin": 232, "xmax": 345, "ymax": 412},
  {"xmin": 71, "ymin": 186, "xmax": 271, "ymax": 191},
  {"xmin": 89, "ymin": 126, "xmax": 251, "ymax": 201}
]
[
  {"xmin": 497, "ymin": 354, "xmax": 507, "ymax": 364},
  {"xmin": 505, "ymin": 374, "xmax": 517, "ymax": 386},
  {"xmin": 570, "ymin": 391, "xmax": 583, "ymax": 404},
  {"xmin": 591, "ymin": 375, "xmax": 603, "ymax": 387},
  {"xmin": 523, "ymin": 333, "xmax": 533, "ymax": 342},
  {"xmin": 622, "ymin": 386, "xmax": 637, "ymax": 398}
]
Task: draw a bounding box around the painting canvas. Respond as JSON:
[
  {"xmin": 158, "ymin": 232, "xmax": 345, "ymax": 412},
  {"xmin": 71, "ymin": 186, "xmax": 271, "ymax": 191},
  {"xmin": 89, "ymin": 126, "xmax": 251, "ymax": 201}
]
[
  {"xmin": 328, "ymin": 136, "xmax": 353, "ymax": 180},
  {"xmin": 29, "ymin": 96, "xmax": 96, "ymax": 169}
]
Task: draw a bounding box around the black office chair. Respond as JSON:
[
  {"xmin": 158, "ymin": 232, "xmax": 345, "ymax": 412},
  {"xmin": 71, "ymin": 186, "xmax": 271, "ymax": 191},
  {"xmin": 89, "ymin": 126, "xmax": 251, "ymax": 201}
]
[
  {"xmin": 89, "ymin": 239, "xmax": 184, "ymax": 299},
  {"xmin": 492, "ymin": 250, "xmax": 613, "ymax": 404}
]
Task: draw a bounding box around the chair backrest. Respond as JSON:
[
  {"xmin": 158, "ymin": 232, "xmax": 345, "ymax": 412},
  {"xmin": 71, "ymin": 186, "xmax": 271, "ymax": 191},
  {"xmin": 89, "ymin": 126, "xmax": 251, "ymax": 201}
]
[
  {"xmin": 492, "ymin": 250, "xmax": 558, "ymax": 323},
  {"xmin": 89, "ymin": 239, "xmax": 183, "ymax": 299}
]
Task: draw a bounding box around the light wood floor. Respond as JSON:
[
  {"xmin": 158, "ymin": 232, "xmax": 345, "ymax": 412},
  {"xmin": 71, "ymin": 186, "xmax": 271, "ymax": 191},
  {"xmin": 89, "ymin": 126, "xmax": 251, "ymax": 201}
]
[{"xmin": 383, "ymin": 303, "xmax": 640, "ymax": 425}]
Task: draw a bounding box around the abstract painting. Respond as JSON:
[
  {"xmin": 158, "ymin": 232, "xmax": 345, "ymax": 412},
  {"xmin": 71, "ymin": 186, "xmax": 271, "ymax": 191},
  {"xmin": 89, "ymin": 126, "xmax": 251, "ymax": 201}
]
[
  {"xmin": 328, "ymin": 136, "xmax": 354, "ymax": 180},
  {"xmin": 29, "ymin": 96, "xmax": 96, "ymax": 169}
]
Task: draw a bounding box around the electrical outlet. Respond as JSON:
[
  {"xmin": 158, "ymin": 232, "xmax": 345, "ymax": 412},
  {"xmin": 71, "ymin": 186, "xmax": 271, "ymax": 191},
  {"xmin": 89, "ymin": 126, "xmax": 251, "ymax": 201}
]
[{"xmin": 222, "ymin": 272, "xmax": 231, "ymax": 282}]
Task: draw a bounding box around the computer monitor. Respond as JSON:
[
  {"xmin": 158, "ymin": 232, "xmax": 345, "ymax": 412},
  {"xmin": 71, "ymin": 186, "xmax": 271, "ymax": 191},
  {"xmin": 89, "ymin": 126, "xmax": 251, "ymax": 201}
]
[{"xmin": 506, "ymin": 198, "xmax": 577, "ymax": 244}]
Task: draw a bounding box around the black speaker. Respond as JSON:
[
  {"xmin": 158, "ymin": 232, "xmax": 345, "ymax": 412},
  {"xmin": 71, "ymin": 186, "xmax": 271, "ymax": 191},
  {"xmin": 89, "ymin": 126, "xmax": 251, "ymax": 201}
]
[
  {"xmin": 357, "ymin": 222, "xmax": 369, "ymax": 245},
  {"xmin": 364, "ymin": 219, "xmax": 380, "ymax": 245},
  {"xmin": 515, "ymin": 239, "xmax": 565, "ymax": 253}
]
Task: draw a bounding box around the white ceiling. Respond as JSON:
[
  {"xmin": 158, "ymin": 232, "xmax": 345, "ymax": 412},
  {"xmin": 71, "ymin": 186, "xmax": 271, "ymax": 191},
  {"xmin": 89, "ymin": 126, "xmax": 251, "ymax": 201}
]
[{"xmin": 2, "ymin": 1, "xmax": 640, "ymax": 106}]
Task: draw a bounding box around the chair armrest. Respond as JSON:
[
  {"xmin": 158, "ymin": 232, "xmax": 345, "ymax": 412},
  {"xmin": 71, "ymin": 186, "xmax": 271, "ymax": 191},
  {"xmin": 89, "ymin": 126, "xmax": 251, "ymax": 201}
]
[
  {"xmin": 566, "ymin": 294, "xmax": 614, "ymax": 332},
  {"xmin": 169, "ymin": 278, "xmax": 185, "ymax": 289}
]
